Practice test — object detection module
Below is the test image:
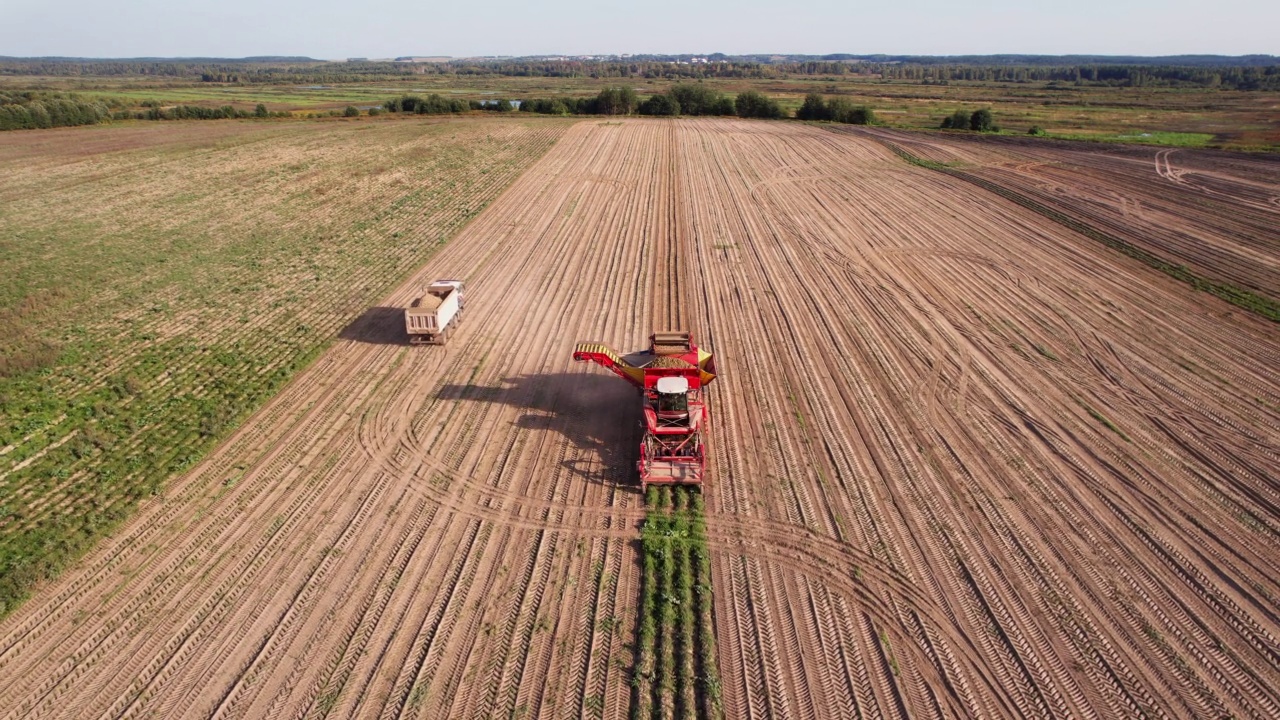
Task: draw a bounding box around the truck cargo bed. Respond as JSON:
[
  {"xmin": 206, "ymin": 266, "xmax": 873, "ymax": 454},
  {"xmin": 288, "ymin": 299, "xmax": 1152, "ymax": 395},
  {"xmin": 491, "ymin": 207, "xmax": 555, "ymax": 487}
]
[{"xmin": 405, "ymin": 280, "xmax": 464, "ymax": 344}]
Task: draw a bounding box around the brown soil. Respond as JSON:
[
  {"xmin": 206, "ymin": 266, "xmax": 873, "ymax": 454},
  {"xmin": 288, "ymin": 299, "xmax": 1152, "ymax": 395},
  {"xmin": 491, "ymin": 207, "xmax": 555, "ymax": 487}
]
[
  {"xmin": 853, "ymin": 127, "xmax": 1280, "ymax": 300},
  {"xmin": 1, "ymin": 119, "xmax": 1278, "ymax": 718}
]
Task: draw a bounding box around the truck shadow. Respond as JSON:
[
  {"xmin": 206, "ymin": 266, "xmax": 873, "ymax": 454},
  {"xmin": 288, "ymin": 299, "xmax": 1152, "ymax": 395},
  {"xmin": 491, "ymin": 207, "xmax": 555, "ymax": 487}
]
[
  {"xmin": 434, "ymin": 372, "xmax": 642, "ymax": 489},
  {"xmin": 338, "ymin": 306, "xmax": 411, "ymax": 346}
]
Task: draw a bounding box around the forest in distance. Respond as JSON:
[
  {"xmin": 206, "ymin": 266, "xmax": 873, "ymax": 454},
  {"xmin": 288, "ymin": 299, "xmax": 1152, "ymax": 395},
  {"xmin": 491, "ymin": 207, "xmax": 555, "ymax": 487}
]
[
  {"xmin": 3, "ymin": 53, "xmax": 1280, "ymax": 88},
  {"xmin": 3, "ymin": 54, "xmax": 1279, "ymax": 151}
]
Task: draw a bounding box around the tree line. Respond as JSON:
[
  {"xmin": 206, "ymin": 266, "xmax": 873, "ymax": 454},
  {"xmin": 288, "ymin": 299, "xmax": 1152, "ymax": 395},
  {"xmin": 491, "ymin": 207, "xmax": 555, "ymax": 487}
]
[
  {"xmin": 383, "ymin": 86, "xmax": 777, "ymax": 118},
  {"xmin": 387, "ymin": 85, "xmax": 807, "ymax": 120},
  {"xmin": 382, "ymin": 94, "xmax": 469, "ymax": 114},
  {"xmin": 508, "ymin": 86, "xmax": 733, "ymax": 119},
  {"xmin": 0, "ymin": 91, "xmax": 114, "ymax": 130},
  {"xmin": 384, "ymin": 85, "xmax": 871, "ymax": 123},
  {"xmin": 130, "ymin": 103, "xmax": 290, "ymax": 121},
  {"xmin": 518, "ymin": 85, "xmax": 751, "ymax": 117},
  {"xmin": 3, "ymin": 86, "xmax": 995, "ymax": 134},
  {"xmin": 5, "ymin": 57, "xmax": 1276, "ymax": 90},
  {"xmin": 0, "ymin": 92, "xmax": 297, "ymax": 131},
  {"xmin": 383, "ymin": 94, "xmax": 539, "ymax": 115},
  {"xmin": 515, "ymin": 86, "xmax": 875, "ymax": 124},
  {"xmin": 881, "ymin": 63, "xmax": 1280, "ymax": 90}
]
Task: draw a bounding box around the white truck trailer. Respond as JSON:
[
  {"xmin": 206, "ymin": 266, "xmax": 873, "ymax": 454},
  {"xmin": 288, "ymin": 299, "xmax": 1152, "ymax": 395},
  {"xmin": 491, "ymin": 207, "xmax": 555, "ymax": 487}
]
[{"xmin": 405, "ymin": 280, "xmax": 464, "ymax": 345}]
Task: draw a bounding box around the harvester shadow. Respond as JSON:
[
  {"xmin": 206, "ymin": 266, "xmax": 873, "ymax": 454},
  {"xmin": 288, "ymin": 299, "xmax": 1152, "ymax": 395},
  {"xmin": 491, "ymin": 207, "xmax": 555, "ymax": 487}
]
[
  {"xmin": 338, "ymin": 306, "xmax": 411, "ymax": 346},
  {"xmin": 434, "ymin": 372, "xmax": 642, "ymax": 489}
]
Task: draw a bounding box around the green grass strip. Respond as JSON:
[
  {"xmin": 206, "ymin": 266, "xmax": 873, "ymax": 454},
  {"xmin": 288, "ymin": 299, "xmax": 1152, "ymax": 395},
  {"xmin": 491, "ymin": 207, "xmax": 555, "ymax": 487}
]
[
  {"xmin": 688, "ymin": 491, "xmax": 723, "ymax": 719},
  {"xmin": 635, "ymin": 486, "xmax": 723, "ymax": 720}
]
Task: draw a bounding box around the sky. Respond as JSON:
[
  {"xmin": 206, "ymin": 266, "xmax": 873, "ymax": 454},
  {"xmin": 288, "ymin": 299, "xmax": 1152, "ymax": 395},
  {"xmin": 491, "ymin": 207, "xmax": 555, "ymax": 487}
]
[{"xmin": 1, "ymin": 0, "xmax": 1276, "ymax": 59}]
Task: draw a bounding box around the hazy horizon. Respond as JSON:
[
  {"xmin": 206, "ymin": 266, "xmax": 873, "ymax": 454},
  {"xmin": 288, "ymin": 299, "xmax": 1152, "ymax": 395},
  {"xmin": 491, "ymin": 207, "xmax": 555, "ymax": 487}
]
[
  {"xmin": 2, "ymin": 0, "xmax": 1276, "ymax": 59},
  {"xmin": 4, "ymin": 52, "xmax": 1279, "ymax": 62}
]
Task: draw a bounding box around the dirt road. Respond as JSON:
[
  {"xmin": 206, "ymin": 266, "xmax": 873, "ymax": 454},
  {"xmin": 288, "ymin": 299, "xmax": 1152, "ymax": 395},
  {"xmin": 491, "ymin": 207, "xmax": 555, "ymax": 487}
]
[{"xmin": 1, "ymin": 119, "xmax": 1277, "ymax": 718}]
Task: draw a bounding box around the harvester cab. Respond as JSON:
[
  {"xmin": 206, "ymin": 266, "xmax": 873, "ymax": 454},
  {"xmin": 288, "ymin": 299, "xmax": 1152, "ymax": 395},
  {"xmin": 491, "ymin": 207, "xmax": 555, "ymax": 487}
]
[
  {"xmin": 572, "ymin": 331, "xmax": 716, "ymax": 491},
  {"xmin": 655, "ymin": 376, "xmax": 691, "ymax": 424}
]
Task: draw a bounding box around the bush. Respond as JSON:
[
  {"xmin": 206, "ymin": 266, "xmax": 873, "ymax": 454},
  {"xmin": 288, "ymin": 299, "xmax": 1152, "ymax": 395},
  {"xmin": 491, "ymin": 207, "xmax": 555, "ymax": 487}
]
[
  {"xmin": 520, "ymin": 98, "xmax": 571, "ymax": 115},
  {"xmin": 969, "ymin": 107, "xmax": 996, "ymax": 132},
  {"xmin": 594, "ymin": 86, "xmax": 638, "ymax": 115},
  {"xmin": 343, "ymin": 105, "xmax": 359, "ymax": 117},
  {"xmin": 941, "ymin": 108, "xmax": 971, "ymax": 129},
  {"xmin": 638, "ymin": 94, "xmax": 680, "ymax": 116},
  {"xmin": 735, "ymin": 91, "xmax": 783, "ymax": 119},
  {"xmin": 844, "ymin": 106, "xmax": 876, "ymax": 124},
  {"xmin": 254, "ymin": 103, "xmax": 268, "ymax": 118},
  {"xmin": 669, "ymin": 84, "xmax": 733, "ymax": 116},
  {"xmin": 796, "ymin": 94, "xmax": 875, "ymax": 124},
  {"xmin": 367, "ymin": 107, "xmax": 382, "ymax": 116},
  {"xmin": 826, "ymin": 98, "xmax": 875, "ymax": 125},
  {"xmin": 796, "ymin": 93, "xmax": 829, "ymax": 121},
  {"xmin": 1028, "ymin": 125, "xmax": 1044, "ymax": 136}
]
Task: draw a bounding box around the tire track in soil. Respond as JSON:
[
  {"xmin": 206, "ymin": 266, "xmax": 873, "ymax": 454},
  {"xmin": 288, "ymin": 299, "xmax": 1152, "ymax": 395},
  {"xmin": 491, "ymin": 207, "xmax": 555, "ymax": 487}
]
[
  {"xmin": 1, "ymin": 118, "xmax": 1278, "ymax": 719},
  {"xmin": 675, "ymin": 118, "xmax": 1280, "ymax": 719}
]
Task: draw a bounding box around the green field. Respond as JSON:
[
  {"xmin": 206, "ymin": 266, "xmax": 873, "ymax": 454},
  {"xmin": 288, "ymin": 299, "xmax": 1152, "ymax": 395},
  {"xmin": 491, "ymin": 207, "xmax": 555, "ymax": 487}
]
[
  {"xmin": 1044, "ymin": 130, "xmax": 1217, "ymax": 146},
  {"xmin": 0, "ymin": 116, "xmax": 572, "ymax": 614},
  {"xmin": 635, "ymin": 487, "xmax": 722, "ymax": 720}
]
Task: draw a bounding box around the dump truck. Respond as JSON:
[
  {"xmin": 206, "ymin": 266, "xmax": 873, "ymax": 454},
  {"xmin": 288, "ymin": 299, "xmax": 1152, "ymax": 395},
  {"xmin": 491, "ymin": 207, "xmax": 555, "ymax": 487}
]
[
  {"xmin": 405, "ymin": 280, "xmax": 464, "ymax": 345},
  {"xmin": 573, "ymin": 331, "xmax": 717, "ymax": 490}
]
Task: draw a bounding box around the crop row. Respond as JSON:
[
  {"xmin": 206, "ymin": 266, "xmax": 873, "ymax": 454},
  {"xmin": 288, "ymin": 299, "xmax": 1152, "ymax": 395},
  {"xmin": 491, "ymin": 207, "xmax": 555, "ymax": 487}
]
[{"xmin": 633, "ymin": 487, "xmax": 722, "ymax": 720}]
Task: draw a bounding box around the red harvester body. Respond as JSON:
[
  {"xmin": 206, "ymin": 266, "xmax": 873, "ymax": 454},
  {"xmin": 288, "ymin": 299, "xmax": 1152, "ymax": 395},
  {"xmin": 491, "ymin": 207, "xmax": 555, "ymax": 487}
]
[{"xmin": 572, "ymin": 331, "xmax": 717, "ymax": 491}]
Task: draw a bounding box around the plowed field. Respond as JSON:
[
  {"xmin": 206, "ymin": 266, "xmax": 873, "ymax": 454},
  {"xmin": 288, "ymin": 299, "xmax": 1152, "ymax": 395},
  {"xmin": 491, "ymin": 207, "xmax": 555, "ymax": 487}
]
[
  {"xmin": 852, "ymin": 127, "xmax": 1280, "ymax": 303},
  {"xmin": 2, "ymin": 118, "xmax": 1278, "ymax": 719}
]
